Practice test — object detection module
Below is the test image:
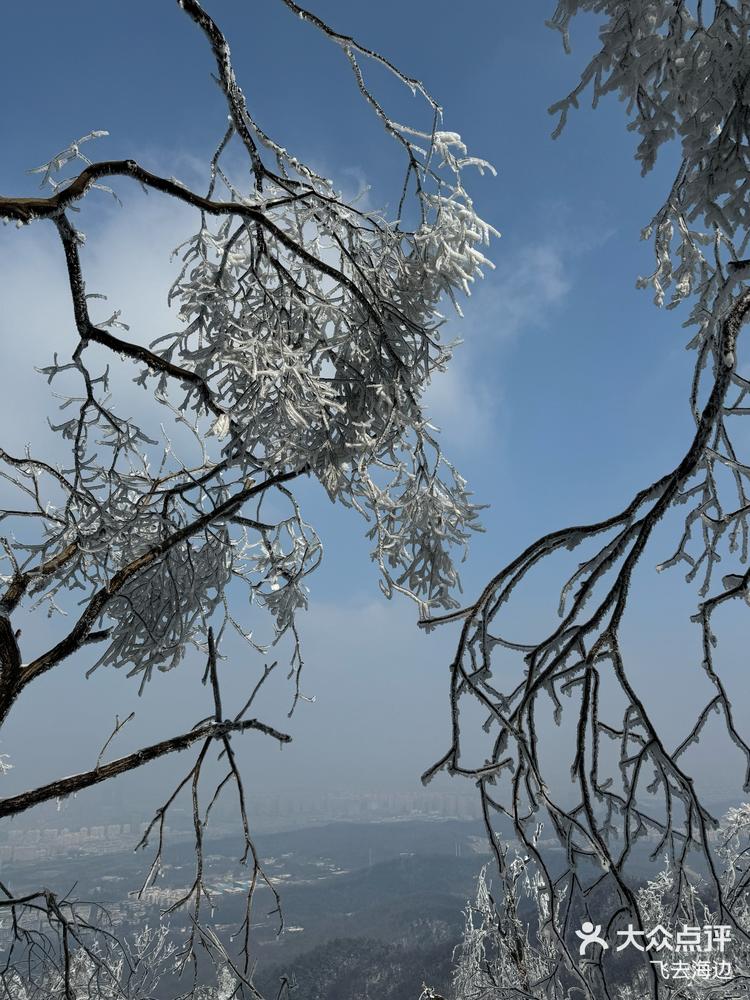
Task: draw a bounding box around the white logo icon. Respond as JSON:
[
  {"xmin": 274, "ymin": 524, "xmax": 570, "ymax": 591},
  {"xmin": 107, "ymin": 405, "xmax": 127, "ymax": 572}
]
[{"xmin": 576, "ymin": 921, "xmax": 609, "ymax": 955}]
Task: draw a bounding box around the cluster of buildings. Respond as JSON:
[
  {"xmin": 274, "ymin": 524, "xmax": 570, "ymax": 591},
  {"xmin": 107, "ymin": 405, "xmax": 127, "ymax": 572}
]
[
  {"xmin": 247, "ymin": 789, "xmax": 484, "ymax": 828},
  {"xmin": 0, "ymin": 788, "xmax": 484, "ymax": 865},
  {"xmin": 0, "ymin": 821, "xmax": 157, "ymax": 863}
]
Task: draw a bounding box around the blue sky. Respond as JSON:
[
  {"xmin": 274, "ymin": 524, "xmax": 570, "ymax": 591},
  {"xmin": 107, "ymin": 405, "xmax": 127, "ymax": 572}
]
[{"xmin": 0, "ymin": 2, "xmax": 745, "ymax": 824}]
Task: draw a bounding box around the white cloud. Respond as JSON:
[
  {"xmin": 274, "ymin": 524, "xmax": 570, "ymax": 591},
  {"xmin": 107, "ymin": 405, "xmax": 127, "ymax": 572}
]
[
  {"xmin": 424, "ymin": 237, "xmax": 572, "ymax": 450},
  {"xmin": 424, "ymin": 346, "xmax": 500, "ymax": 450},
  {"xmin": 0, "ymin": 194, "xmax": 205, "ymax": 474},
  {"xmin": 490, "ymin": 241, "xmax": 571, "ymax": 338},
  {"xmin": 82, "ymin": 194, "xmax": 196, "ymax": 345},
  {"xmin": 0, "ymin": 186, "xmax": 581, "ymax": 479},
  {"xmin": 0, "ymin": 225, "xmax": 74, "ymax": 455}
]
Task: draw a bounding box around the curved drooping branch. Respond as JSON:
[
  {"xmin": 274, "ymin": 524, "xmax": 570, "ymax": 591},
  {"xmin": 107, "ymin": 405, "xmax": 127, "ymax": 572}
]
[
  {"xmin": 423, "ymin": 289, "xmax": 750, "ymax": 998},
  {"xmin": 419, "ymin": 4, "xmax": 750, "ymax": 995}
]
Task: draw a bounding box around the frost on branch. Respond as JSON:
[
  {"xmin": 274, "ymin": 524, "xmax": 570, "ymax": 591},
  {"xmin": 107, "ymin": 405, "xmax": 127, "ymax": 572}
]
[
  {"xmin": 0, "ymin": 4, "xmax": 499, "ymax": 996},
  {"xmin": 0, "ymin": 13, "xmax": 497, "ymax": 689},
  {"xmin": 548, "ymin": 1, "xmax": 750, "ymax": 322},
  {"xmin": 153, "ymin": 123, "xmax": 495, "ymax": 618},
  {"xmin": 444, "ymin": 849, "xmax": 560, "ymax": 1000},
  {"xmin": 419, "ymin": 10, "xmax": 750, "ymax": 999},
  {"xmin": 438, "ymin": 807, "xmax": 750, "ymax": 1000}
]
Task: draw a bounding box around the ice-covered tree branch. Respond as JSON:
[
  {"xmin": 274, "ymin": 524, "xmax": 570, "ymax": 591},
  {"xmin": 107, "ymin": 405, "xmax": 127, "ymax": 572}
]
[
  {"xmin": 423, "ymin": 4, "xmax": 750, "ymax": 998},
  {"xmin": 0, "ymin": 0, "xmax": 498, "ymax": 995}
]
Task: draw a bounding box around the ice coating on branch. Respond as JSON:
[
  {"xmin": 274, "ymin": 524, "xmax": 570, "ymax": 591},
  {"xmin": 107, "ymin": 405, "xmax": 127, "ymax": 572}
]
[
  {"xmin": 156, "ymin": 127, "xmax": 495, "ymax": 618},
  {"xmin": 548, "ymin": 1, "xmax": 750, "ymax": 325},
  {"xmin": 7, "ymin": 102, "xmax": 496, "ymax": 679}
]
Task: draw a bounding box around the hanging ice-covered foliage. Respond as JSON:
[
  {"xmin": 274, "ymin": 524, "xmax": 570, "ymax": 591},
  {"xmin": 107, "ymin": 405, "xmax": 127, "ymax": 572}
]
[{"xmin": 0, "ymin": 1, "xmax": 496, "ymax": 689}]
